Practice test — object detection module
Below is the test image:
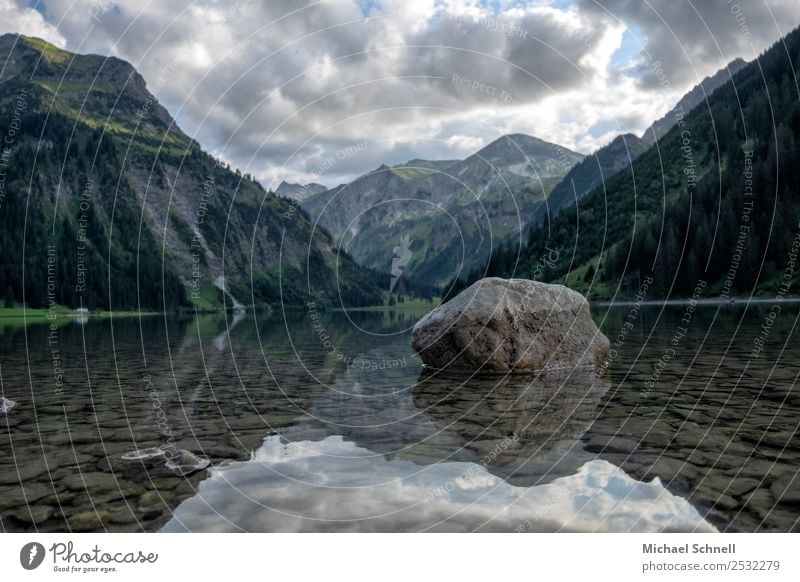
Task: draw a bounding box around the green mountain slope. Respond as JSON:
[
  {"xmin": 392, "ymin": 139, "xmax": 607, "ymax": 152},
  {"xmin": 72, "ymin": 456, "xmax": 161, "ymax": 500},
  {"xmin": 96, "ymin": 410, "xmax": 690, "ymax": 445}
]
[
  {"xmin": 446, "ymin": 26, "xmax": 800, "ymax": 301},
  {"xmin": 542, "ymin": 60, "xmax": 747, "ymax": 222},
  {"xmin": 641, "ymin": 58, "xmax": 749, "ymax": 147},
  {"xmin": 0, "ymin": 34, "xmax": 383, "ymax": 311},
  {"xmin": 541, "ymin": 133, "xmax": 649, "ymax": 217}
]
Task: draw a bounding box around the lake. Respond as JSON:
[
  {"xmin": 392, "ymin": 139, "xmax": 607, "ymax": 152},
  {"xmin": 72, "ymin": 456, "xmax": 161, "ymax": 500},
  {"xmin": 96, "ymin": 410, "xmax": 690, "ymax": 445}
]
[{"xmin": 1, "ymin": 302, "xmax": 798, "ymax": 532}]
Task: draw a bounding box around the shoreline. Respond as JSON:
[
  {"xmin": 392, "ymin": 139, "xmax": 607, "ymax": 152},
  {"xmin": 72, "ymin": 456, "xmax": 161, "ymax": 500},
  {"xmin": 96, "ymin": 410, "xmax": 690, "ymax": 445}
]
[
  {"xmin": 0, "ymin": 305, "xmax": 267, "ymax": 321},
  {"xmin": 336, "ymin": 304, "xmax": 438, "ymax": 313},
  {"xmin": 0, "ymin": 309, "xmax": 161, "ymax": 320},
  {"xmin": 591, "ymin": 296, "xmax": 800, "ymax": 308},
  {"xmin": 4, "ymin": 295, "xmax": 798, "ymax": 320}
]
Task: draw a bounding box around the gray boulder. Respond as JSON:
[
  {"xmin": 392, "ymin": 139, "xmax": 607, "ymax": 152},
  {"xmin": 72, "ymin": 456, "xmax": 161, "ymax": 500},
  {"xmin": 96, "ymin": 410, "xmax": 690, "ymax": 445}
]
[{"xmin": 412, "ymin": 278, "xmax": 609, "ymax": 372}]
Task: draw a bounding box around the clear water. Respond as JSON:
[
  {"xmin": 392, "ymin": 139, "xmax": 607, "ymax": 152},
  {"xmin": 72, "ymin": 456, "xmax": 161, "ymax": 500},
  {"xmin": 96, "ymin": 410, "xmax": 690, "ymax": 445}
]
[{"xmin": 1, "ymin": 303, "xmax": 798, "ymax": 532}]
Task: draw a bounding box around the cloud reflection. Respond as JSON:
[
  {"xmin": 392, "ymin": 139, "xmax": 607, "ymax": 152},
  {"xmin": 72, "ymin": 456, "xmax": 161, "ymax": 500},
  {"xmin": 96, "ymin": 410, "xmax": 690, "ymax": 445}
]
[{"xmin": 163, "ymin": 434, "xmax": 716, "ymax": 532}]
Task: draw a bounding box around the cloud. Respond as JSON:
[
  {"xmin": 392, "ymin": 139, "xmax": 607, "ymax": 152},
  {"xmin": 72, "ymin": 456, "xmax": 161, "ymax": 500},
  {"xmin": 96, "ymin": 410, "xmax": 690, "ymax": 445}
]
[
  {"xmin": 0, "ymin": 0, "xmax": 66, "ymax": 46},
  {"xmin": 575, "ymin": 0, "xmax": 800, "ymax": 89},
  {"xmin": 4, "ymin": 0, "xmax": 799, "ymax": 186}
]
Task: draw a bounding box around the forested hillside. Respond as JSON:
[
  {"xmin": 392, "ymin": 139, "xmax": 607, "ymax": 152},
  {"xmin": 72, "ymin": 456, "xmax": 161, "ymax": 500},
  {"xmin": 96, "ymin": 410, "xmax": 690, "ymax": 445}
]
[
  {"xmin": 446, "ymin": 26, "xmax": 800, "ymax": 301},
  {"xmin": 0, "ymin": 34, "xmax": 383, "ymax": 311}
]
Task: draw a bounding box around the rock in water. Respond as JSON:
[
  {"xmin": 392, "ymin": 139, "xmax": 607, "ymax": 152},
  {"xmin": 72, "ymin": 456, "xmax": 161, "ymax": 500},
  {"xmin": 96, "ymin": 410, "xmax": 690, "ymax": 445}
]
[
  {"xmin": 412, "ymin": 278, "xmax": 609, "ymax": 372},
  {"xmin": 0, "ymin": 397, "xmax": 16, "ymax": 414}
]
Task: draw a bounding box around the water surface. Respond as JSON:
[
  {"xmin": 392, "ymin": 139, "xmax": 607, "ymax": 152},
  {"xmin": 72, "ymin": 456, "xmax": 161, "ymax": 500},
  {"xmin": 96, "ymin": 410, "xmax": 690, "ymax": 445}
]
[{"xmin": 1, "ymin": 303, "xmax": 798, "ymax": 532}]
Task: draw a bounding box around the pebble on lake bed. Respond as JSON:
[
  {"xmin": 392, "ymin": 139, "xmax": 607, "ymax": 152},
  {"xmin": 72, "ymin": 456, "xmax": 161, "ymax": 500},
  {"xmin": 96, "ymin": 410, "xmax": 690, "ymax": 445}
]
[
  {"xmin": 0, "ymin": 397, "xmax": 16, "ymax": 414},
  {"xmin": 165, "ymin": 450, "xmax": 211, "ymax": 476},
  {"xmin": 122, "ymin": 447, "xmax": 211, "ymax": 476},
  {"xmin": 121, "ymin": 447, "xmax": 168, "ymax": 461}
]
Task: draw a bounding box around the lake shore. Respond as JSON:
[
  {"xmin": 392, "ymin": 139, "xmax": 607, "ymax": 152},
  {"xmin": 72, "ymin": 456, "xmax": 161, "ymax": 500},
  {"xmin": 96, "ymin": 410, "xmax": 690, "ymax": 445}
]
[
  {"xmin": 4, "ymin": 294, "xmax": 797, "ymax": 321},
  {"xmin": 591, "ymin": 296, "xmax": 800, "ymax": 308},
  {"xmin": 0, "ymin": 306, "xmax": 160, "ymax": 320}
]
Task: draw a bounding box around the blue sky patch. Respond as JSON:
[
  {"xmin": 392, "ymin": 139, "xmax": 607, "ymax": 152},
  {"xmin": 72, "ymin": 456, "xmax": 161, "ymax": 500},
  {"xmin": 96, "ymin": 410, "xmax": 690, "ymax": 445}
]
[{"xmin": 611, "ymin": 24, "xmax": 645, "ymax": 69}]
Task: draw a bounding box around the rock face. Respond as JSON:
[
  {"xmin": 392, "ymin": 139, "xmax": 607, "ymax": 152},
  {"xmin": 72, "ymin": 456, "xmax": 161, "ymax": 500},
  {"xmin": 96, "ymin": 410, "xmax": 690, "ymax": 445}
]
[{"xmin": 411, "ymin": 278, "xmax": 609, "ymax": 372}]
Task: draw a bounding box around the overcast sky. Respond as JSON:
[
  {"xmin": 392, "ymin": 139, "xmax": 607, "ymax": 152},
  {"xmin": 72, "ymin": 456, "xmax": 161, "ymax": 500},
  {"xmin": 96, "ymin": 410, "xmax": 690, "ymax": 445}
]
[{"xmin": 2, "ymin": 0, "xmax": 798, "ymax": 188}]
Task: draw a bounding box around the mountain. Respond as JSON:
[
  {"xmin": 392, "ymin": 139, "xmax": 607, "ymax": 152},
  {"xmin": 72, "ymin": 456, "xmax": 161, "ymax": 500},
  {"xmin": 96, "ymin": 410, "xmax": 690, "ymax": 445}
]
[
  {"xmin": 274, "ymin": 180, "xmax": 326, "ymax": 202},
  {"xmin": 0, "ymin": 34, "xmax": 384, "ymax": 310},
  {"xmin": 444, "ymin": 133, "xmax": 584, "ymax": 194},
  {"xmin": 641, "ymin": 58, "xmax": 748, "ymax": 146},
  {"xmin": 302, "ymin": 134, "xmax": 584, "ymax": 288},
  {"xmin": 540, "ymin": 133, "xmax": 649, "ymax": 216},
  {"xmin": 449, "ymin": 27, "xmax": 800, "ymax": 301}
]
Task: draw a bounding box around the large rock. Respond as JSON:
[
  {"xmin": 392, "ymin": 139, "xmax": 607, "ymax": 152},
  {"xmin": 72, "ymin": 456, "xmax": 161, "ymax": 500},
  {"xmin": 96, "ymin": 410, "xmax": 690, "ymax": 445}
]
[{"xmin": 412, "ymin": 278, "xmax": 609, "ymax": 372}]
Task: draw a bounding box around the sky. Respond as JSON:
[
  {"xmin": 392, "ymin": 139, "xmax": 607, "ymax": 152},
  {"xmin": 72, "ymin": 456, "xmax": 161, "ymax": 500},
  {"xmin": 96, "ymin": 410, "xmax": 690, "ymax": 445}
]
[{"xmin": 1, "ymin": 0, "xmax": 798, "ymax": 188}]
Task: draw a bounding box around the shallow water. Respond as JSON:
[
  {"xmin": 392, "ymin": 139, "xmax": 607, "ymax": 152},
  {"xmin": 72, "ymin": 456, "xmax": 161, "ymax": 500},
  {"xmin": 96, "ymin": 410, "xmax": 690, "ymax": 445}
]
[{"xmin": 0, "ymin": 303, "xmax": 798, "ymax": 532}]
